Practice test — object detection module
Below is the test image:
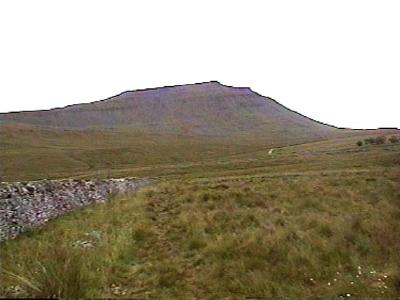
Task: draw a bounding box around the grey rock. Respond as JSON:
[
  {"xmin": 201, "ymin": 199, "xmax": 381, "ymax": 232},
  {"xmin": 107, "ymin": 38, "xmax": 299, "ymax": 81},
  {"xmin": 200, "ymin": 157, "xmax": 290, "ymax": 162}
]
[{"xmin": 0, "ymin": 177, "xmax": 152, "ymax": 242}]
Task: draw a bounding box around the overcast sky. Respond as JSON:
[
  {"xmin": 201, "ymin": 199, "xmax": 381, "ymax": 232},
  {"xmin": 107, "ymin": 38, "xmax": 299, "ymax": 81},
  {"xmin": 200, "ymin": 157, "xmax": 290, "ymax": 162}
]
[{"xmin": 0, "ymin": 0, "xmax": 399, "ymax": 129}]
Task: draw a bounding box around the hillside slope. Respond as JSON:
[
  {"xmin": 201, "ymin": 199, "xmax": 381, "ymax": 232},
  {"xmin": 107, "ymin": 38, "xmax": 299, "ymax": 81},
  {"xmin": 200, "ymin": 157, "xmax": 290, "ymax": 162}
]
[
  {"xmin": 0, "ymin": 81, "xmax": 337, "ymax": 140},
  {"xmin": 0, "ymin": 123, "xmax": 398, "ymax": 182}
]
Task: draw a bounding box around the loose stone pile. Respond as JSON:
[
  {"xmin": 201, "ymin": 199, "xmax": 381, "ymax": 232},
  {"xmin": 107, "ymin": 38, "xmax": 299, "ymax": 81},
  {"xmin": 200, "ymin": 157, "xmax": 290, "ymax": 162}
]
[{"xmin": 0, "ymin": 178, "xmax": 151, "ymax": 242}]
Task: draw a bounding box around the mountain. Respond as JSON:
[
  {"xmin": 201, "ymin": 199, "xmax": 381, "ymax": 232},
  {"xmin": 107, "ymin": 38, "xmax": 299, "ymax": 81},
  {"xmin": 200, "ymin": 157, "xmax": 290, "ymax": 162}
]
[
  {"xmin": 1, "ymin": 81, "xmax": 399, "ymax": 182},
  {"xmin": 0, "ymin": 81, "xmax": 337, "ymax": 140}
]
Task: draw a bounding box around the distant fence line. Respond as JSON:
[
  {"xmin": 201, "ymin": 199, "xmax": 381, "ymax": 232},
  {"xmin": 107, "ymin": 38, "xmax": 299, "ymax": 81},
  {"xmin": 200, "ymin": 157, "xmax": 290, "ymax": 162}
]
[{"xmin": 0, "ymin": 178, "xmax": 152, "ymax": 242}]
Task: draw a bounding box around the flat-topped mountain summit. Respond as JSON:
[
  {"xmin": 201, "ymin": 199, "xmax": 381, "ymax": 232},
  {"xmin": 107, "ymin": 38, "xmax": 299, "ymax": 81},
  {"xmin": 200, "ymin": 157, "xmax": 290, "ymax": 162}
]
[{"xmin": 0, "ymin": 81, "xmax": 336, "ymax": 139}]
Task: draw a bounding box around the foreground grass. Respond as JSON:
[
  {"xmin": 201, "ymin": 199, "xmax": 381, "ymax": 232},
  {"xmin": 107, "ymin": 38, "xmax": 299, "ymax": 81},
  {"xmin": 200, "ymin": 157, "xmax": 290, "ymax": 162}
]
[
  {"xmin": 1, "ymin": 170, "xmax": 399, "ymax": 299},
  {"xmin": 0, "ymin": 193, "xmax": 150, "ymax": 298}
]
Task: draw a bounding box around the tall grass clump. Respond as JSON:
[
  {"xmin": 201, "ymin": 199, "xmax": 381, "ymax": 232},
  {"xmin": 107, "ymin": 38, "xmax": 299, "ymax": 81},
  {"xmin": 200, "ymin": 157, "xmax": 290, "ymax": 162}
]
[{"xmin": 2, "ymin": 246, "xmax": 93, "ymax": 298}]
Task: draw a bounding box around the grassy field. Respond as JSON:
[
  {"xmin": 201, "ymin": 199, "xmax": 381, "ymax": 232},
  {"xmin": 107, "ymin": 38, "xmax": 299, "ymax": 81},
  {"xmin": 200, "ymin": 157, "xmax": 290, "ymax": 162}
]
[
  {"xmin": 0, "ymin": 128, "xmax": 399, "ymax": 299},
  {"xmin": 0, "ymin": 124, "xmax": 269, "ymax": 182},
  {"xmin": 0, "ymin": 124, "xmax": 398, "ymax": 182}
]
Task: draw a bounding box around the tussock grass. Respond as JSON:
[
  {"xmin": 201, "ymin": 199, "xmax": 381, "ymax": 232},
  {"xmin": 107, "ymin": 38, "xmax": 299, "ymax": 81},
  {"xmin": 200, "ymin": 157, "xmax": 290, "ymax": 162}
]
[
  {"xmin": 1, "ymin": 131, "xmax": 399, "ymax": 298},
  {"xmin": 1, "ymin": 170, "xmax": 399, "ymax": 299},
  {"xmin": 0, "ymin": 194, "xmax": 155, "ymax": 298}
]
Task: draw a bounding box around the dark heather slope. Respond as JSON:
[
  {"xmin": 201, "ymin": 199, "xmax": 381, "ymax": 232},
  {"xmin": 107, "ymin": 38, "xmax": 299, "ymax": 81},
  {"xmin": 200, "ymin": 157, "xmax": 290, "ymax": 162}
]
[{"xmin": 0, "ymin": 82, "xmax": 337, "ymax": 140}]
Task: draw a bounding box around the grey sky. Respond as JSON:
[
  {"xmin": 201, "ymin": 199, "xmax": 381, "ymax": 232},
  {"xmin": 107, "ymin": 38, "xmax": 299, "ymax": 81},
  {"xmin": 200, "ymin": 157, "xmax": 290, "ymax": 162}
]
[{"xmin": 0, "ymin": 0, "xmax": 399, "ymax": 129}]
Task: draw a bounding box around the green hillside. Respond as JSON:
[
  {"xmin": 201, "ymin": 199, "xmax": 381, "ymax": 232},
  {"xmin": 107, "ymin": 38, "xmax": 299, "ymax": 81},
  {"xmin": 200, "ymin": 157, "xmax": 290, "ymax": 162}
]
[{"xmin": 0, "ymin": 124, "xmax": 398, "ymax": 182}]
